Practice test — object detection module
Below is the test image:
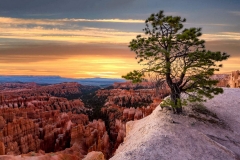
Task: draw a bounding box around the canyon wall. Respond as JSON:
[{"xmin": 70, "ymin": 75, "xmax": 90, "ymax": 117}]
[
  {"xmin": 212, "ymin": 71, "xmax": 240, "ymax": 88},
  {"xmin": 0, "ymin": 82, "xmax": 166, "ymax": 159}
]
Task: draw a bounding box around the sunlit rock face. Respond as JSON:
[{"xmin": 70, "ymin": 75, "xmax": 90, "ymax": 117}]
[
  {"xmin": 211, "ymin": 74, "xmax": 230, "ymax": 87},
  {"xmin": 70, "ymin": 119, "xmax": 111, "ymax": 158},
  {"xmin": 0, "ymin": 110, "xmax": 78, "ymax": 155},
  {"xmin": 0, "ymin": 81, "xmax": 166, "ymax": 159},
  {"xmin": 83, "ymin": 151, "xmax": 105, "ymax": 160},
  {"xmin": 97, "ymin": 81, "xmax": 165, "ymax": 155},
  {"xmin": 0, "ymin": 82, "xmax": 90, "ymax": 157},
  {"xmin": 211, "ymin": 71, "xmax": 240, "ymax": 88},
  {"xmin": 96, "ymin": 88, "xmax": 167, "ymax": 107},
  {"xmin": 1, "ymin": 73, "xmax": 240, "ymax": 159},
  {"xmin": 0, "ymin": 118, "xmax": 40, "ymax": 155},
  {"xmin": 229, "ymin": 70, "xmax": 240, "ymax": 88}
]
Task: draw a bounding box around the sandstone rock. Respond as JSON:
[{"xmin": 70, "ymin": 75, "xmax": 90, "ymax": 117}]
[
  {"xmin": 0, "ymin": 141, "xmax": 5, "ymax": 155},
  {"xmin": 83, "ymin": 151, "xmax": 105, "ymax": 160},
  {"xmin": 70, "ymin": 119, "xmax": 111, "ymax": 159},
  {"xmin": 0, "ymin": 116, "xmax": 6, "ymax": 130},
  {"xmin": 0, "ymin": 81, "xmax": 165, "ymax": 159},
  {"xmin": 229, "ymin": 70, "xmax": 240, "ymax": 88}
]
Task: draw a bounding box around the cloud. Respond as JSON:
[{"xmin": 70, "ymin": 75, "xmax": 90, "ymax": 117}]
[
  {"xmin": 1, "ymin": 16, "xmax": 239, "ymax": 44},
  {"xmin": 1, "ymin": 16, "xmax": 239, "ymax": 45},
  {"xmin": 0, "ymin": 17, "xmax": 64, "ymax": 26},
  {"xmin": 186, "ymin": 22, "xmax": 233, "ymax": 27},
  {"xmin": 0, "ymin": 47, "xmax": 139, "ymax": 78},
  {"xmin": 205, "ymin": 40, "xmax": 240, "ymax": 58},
  {"xmin": 0, "ymin": 43, "xmax": 135, "ymax": 63},
  {"xmin": 202, "ymin": 32, "xmax": 240, "ymax": 41},
  {"xmin": 0, "ymin": 0, "xmax": 135, "ymax": 10},
  {"xmin": 0, "ymin": 17, "xmax": 144, "ymax": 26},
  {"xmin": 61, "ymin": 18, "xmax": 144, "ymax": 23},
  {"xmin": 0, "ymin": 16, "xmax": 144, "ymax": 44},
  {"xmin": 84, "ymin": 71, "xmax": 119, "ymax": 77},
  {"xmin": 0, "ymin": 25, "xmax": 140, "ymax": 44},
  {"xmin": 0, "ymin": 39, "xmax": 239, "ymax": 78},
  {"xmin": 229, "ymin": 11, "xmax": 240, "ymax": 16}
]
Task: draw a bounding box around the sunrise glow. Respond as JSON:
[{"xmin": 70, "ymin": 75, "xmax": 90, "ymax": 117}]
[{"xmin": 0, "ymin": 1, "xmax": 239, "ymax": 78}]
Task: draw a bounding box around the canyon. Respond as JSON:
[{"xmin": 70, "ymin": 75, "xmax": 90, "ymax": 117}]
[
  {"xmin": 0, "ymin": 81, "xmax": 164, "ymax": 159},
  {"xmin": 0, "ymin": 71, "xmax": 239, "ymax": 160}
]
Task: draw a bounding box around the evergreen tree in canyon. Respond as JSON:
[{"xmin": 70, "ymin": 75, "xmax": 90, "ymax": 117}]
[{"xmin": 123, "ymin": 10, "xmax": 229, "ymax": 114}]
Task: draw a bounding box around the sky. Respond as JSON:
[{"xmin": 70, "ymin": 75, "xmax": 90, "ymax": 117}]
[{"xmin": 0, "ymin": 0, "xmax": 240, "ymax": 78}]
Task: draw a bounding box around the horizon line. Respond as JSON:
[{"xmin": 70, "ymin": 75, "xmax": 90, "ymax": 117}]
[{"xmin": 0, "ymin": 75, "xmax": 125, "ymax": 79}]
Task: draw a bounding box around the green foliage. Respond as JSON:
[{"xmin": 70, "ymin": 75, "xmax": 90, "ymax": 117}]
[
  {"xmin": 161, "ymin": 96, "xmax": 187, "ymax": 109},
  {"xmin": 122, "ymin": 10, "xmax": 230, "ymax": 113},
  {"xmin": 122, "ymin": 70, "xmax": 144, "ymax": 83}
]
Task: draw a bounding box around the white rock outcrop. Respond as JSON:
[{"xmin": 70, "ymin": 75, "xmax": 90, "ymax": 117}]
[{"xmin": 111, "ymin": 88, "xmax": 240, "ymax": 160}]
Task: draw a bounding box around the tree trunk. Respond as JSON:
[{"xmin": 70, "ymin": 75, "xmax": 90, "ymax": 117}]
[{"xmin": 170, "ymin": 85, "xmax": 182, "ymax": 114}]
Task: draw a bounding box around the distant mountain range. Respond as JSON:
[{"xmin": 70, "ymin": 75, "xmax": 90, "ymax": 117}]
[{"xmin": 0, "ymin": 75, "xmax": 125, "ymax": 87}]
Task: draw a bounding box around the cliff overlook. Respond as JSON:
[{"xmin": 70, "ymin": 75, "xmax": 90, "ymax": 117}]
[
  {"xmin": 0, "ymin": 82, "xmax": 239, "ymax": 160},
  {"xmin": 111, "ymin": 88, "xmax": 240, "ymax": 160}
]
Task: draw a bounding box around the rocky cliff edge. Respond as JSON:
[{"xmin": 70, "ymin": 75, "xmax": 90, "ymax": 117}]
[{"xmin": 111, "ymin": 88, "xmax": 240, "ymax": 160}]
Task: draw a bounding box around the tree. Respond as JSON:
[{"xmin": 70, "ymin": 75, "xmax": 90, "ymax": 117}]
[{"xmin": 122, "ymin": 10, "xmax": 230, "ymax": 114}]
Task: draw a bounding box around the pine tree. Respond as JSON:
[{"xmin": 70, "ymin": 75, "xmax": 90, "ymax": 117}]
[{"xmin": 122, "ymin": 10, "xmax": 230, "ymax": 114}]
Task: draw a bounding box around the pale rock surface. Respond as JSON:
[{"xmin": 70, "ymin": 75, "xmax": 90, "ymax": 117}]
[
  {"xmin": 83, "ymin": 151, "xmax": 105, "ymax": 160},
  {"xmin": 111, "ymin": 88, "xmax": 240, "ymax": 160},
  {"xmin": 203, "ymin": 88, "xmax": 240, "ymax": 134}
]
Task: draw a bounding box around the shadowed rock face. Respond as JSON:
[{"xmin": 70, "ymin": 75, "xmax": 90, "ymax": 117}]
[{"xmin": 0, "ymin": 82, "xmax": 100, "ymax": 102}]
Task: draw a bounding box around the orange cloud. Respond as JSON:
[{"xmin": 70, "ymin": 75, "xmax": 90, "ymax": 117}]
[
  {"xmin": 0, "ymin": 26, "xmax": 140, "ymax": 44},
  {"xmin": 61, "ymin": 18, "xmax": 144, "ymax": 23},
  {"xmin": 0, "ymin": 59, "xmax": 140, "ymax": 78},
  {"xmin": 0, "ymin": 16, "xmax": 239, "ymax": 78},
  {"xmin": 0, "ymin": 16, "xmax": 239, "ymax": 45},
  {"xmin": 0, "ymin": 17, "xmax": 144, "ymax": 25},
  {"xmin": 202, "ymin": 32, "xmax": 240, "ymax": 41},
  {"xmin": 0, "ymin": 17, "xmax": 64, "ymax": 25},
  {"xmin": 0, "ymin": 45, "xmax": 141, "ymax": 78}
]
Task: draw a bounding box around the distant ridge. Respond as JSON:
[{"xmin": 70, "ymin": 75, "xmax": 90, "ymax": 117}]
[{"xmin": 0, "ymin": 75, "xmax": 125, "ymax": 87}]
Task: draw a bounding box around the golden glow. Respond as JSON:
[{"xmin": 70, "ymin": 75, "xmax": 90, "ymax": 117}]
[
  {"xmin": 0, "ymin": 53, "xmax": 141, "ymax": 78},
  {"xmin": 61, "ymin": 18, "xmax": 144, "ymax": 23},
  {"xmin": 0, "ymin": 16, "xmax": 143, "ymax": 44},
  {"xmin": 0, "ymin": 17, "xmax": 144, "ymax": 25},
  {"xmin": 0, "ymin": 52, "xmax": 234, "ymax": 78},
  {"xmin": 202, "ymin": 32, "xmax": 240, "ymax": 41},
  {"xmin": 0, "ymin": 26, "xmax": 141, "ymax": 44},
  {"xmin": 0, "ymin": 17, "xmax": 64, "ymax": 25},
  {"xmin": 0, "ymin": 16, "xmax": 239, "ymax": 78},
  {"xmin": 1, "ymin": 16, "xmax": 239, "ymax": 45}
]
